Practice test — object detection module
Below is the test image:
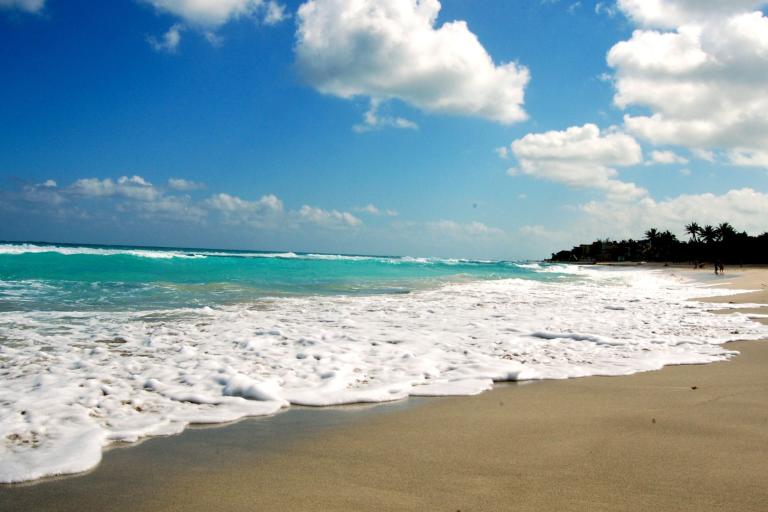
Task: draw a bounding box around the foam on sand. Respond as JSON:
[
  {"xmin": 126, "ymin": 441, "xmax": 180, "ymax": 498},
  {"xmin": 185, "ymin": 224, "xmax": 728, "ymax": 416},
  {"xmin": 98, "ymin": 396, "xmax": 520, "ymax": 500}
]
[{"xmin": 1, "ymin": 267, "xmax": 766, "ymax": 483}]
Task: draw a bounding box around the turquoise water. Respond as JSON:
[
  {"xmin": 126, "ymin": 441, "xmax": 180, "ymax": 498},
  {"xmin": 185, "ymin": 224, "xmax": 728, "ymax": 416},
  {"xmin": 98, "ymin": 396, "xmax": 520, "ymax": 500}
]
[
  {"xmin": 0, "ymin": 242, "xmax": 552, "ymax": 312},
  {"xmin": 3, "ymin": 241, "xmax": 768, "ymax": 485}
]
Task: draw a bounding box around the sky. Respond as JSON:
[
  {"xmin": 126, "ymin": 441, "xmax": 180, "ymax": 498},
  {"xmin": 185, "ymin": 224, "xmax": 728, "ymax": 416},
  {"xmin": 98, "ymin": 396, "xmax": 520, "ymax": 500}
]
[{"xmin": 1, "ymin": 0, "xmax": 767, "ymax": 259}]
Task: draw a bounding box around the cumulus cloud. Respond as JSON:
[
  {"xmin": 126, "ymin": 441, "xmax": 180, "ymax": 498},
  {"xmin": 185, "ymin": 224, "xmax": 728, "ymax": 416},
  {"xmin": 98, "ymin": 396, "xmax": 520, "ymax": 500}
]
[
  {"xmin": 616, "ymin": 0, "xmax": 766, "ymax": 29},
  {"xmin": 206, "ymin": 192, "xmax": 283, "ymax": 215},
  {"xmin": 297, "ymin": 205, "xmax": 362, "ymax": 228},
  {"xmin": 143, "ymin": 0, "xmax": 287, "ymax": 50},
  {"xmin": 3, "ymin": 177, "xmax": 377, "ymax": 238},
  {"xmin": 354, "ymin": 204, "xmax": 399, "ymax": 216},
  {"xmin": 263, "ymin": 0, "xmax": 288, "ymax": 25},
  {"xmin": 691, "ymin": 148, "xmax": 716, "ymax": 163},
  {"xmin": 580, "ymin": 188, "xmax": 768, "ymax": 239},
  {"xmin": 0, "ymin": 0, "xmax": 44, "ymax": 12},
  {"xmin": 132, "ymin": 194, "xmax": 207, "ymax": 223},
  {"xmin": 728, "ymin": 149, "xmax": 768, "ymax": 168},
  {"xmin": 71, "ymin": 175, "xmax": 160, "ymax": 201},
  {"xmin": 204, "ymin": 194, "xmax": 362, "ymax": 230},
  {"xmin": 168, "ymin": 178, "xmax": 206, "ymax": 191},
  {"xmin": 8, "ymin": 175, "xmax": 213, "ymax": 224},
  {"xmin": 427, "ymin": 220, "xmax": 504, "ymax": 238},
  {"xmin": 649, "ymin": 150, "xmax": 689, "ymax": 165},
  {"xmin": 147, "ymin": 24, "xmax": 183, "ymax": 53},
  {"xmin": 6, "ymin": 175, "xmax": 370, "ymax": 233},
  {"xmin": 143, "ymin": 0, "xmax": 271, "ymax": 26},
  {"xmin": 518, "ymin": 224, "xmax": 566, "ymax": 241},
  {"xmin": 352, "ymin": 99, "xmax": 418, "ymax": 133},
  {"xmin": 609, "ymin": 1, "xmax": 768, "ymax": 167},
  {"xmin": 296, "ymin": 0, "xmax": 530, "ymax": 126},
  {"xmin": 507, "ymin": 124, "xmax": 646, "ymax": 199},
  {"xmin": 21, "ymin": 182, "xmax": 64, "ymax": 205}
]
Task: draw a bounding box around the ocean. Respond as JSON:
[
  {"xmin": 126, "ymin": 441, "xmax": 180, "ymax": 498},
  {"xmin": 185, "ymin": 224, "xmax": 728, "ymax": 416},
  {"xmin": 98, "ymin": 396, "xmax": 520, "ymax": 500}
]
[{"xmin": 1, "ymin": 242, "xmax": 766, "ymax": 483}]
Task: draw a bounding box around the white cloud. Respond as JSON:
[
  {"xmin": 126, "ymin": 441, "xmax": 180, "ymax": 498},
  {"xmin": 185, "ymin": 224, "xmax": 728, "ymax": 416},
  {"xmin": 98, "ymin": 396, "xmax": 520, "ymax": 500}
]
[
  {"xmin": 6, "ymin": 177, "xmax": 376, "ymax": 233},
  {"xmin": 691, "ymin": 148, "xmax": 716, "ymax": 162},
  {"xmin": 495, "ymin": 146, "xmax": 509, "ymax": 159},
  {"xmin": 508, "ymin": 124, "xmax": 646, "ymax": 199},
  {"xmin": 609, "ymin": 1, "xmax": 768, "ymax": 167},
  {"xmin": 14, "ymin": 175, "xmax": 212, "ymax": 224},
  {"xmin": 356, "ymin": 203, "xmax": 381, "ymax": 215},
  {"xmin": 147, "ymin": 24, "xmax": 183, "ymax": 53},
  {"xmin": 297, "ymin": 205, "xmax": 362, "ymax": 228},
  {"xmin": 354, "ymin": 203, "xmax": 399, "ymax": 216},
  {"xmin": 203, "ymin": 31, "xmax": 224, "ymax": 46},
  {"xmin": 133, "ymin": 195, "xmax": 208, "ymax": 223},
  {"xmin": 71, "ymin": 175, "xmax": 160, "ymax": 201},
  {"xmin": 595, "ymin": 2, "xmax": 618, "ymax": 17},
  {"xmin": 168, "ymin": 178, "xmax": 206, "ymax": 191},
  {"xmin": 22, "ymin": 182, "xmax": 64, "ymax": 205},
  {"xmin": 616, "ymin": 0, "xmax": 766, "ymax": 29},
  {"xmin": 70, "ymin": 178, "xmax": 115, "ymax": 198},
  {"xmin": 352, "ymin": 99, "xmax": 418, "ymax": 133},
  {"xmin": 567, "ymin": 2, "xmax": 581, "ymax": 15},
  {"xmin": 143, "ymin": 0, "xmax": 264, "ymax": 26},
  {"xmin": 519, "ymin": 224, "xmax": 564, "ymax": 241},
  {"xmin": 0, "ymin": 0, "xmax": 44, "ymax": 12},
  {"xmin": 206, "ymin": 192, "xmax": 283, "ymax": 214},
  {"xmin": 728, "ymin": 149, "xmax": 768, "ymax": 168},
  {"xmin": 296, "ymin": 0, "xmax": 530, "ymax": 125},
  {"xmin": 649, "ymin": 150, "xmax": 688, "ymax": 165},
  {"xmin": 264, "ymin": 0, "xmax": 288, "ymax": 25},
  {"xmin": 143, "ymin": 0, "xmax": 287, "ymax": 50},
  {"xmin": 427, "ymin": 220, "xmax": 504, "ymax": 238},
  {"xmin": 580, "ymin": 188, "xmax": 768, "ymax": 239}
]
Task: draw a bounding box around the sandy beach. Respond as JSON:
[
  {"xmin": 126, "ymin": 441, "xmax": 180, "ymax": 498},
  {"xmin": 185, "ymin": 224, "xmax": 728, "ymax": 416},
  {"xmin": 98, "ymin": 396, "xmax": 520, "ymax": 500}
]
[{"xmin": 2, "ymin": 267, "xmax": 767, "ymax": 512}]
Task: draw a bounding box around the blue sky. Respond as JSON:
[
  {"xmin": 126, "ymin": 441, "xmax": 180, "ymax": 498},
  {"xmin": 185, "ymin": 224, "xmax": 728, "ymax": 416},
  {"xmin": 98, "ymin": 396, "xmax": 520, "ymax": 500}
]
[{"xmin": 1, "ymin": 0, "xmax": 767, "ymax": 259}]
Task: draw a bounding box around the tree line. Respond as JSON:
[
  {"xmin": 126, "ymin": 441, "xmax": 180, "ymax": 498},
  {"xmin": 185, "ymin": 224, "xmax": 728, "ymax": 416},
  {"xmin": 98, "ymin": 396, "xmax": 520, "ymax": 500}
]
[{"xmin": 549, "ymin": 223, "xmax": 768, "ymax": 264}]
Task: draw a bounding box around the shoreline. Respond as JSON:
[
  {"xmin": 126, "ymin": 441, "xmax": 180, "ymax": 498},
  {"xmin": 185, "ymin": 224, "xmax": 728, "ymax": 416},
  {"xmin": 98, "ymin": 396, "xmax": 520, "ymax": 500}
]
[{"xmin": 2, "ymin": 268, "xmax": 768, "ymax": 511}]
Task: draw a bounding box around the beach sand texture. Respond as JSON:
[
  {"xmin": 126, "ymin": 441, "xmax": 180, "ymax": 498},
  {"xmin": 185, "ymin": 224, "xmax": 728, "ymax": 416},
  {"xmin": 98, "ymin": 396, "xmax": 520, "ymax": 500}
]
[{"xmin": 2, "ymin": 268, "xmax": 767, "ymax": 512}]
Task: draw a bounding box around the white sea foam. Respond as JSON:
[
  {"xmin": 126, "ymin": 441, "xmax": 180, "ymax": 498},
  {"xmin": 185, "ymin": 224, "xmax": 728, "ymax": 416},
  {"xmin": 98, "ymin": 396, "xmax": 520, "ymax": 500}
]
[
  {"xmin": 0, "ymin": 244, "xmax": 205, "ymax": 259},
  {"xmin": 1, "ymin": 268, "xmax": 766, "ymax": 483},
  {"xmin": 0, "ymin": 244, "xmax": 506, "ymax": 265}
]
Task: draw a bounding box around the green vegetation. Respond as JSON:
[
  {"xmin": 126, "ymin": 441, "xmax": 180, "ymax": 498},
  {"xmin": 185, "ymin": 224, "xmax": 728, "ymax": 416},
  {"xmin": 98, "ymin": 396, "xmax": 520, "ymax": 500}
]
[{"xmin": 549, "ymin": 223, "xmax": 768, "ymax": 264}]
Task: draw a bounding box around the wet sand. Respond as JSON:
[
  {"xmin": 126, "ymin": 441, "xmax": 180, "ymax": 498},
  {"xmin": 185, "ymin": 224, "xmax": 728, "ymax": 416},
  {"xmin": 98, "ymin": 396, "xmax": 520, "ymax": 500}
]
[{"xmin": 2, "ymin": 268, "xmax": 767, "ymax": 512}]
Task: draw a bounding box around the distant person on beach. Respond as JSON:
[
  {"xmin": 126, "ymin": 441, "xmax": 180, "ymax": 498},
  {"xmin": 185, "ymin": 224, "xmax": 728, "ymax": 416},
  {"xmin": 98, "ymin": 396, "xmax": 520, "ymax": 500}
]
[
  {"xmin": 719, "ymin": 262, "xmax": 725, "ymax": 275},
  {"xmin": 714, "ymin": 260, "xmax": 720, "ymax": 275}
]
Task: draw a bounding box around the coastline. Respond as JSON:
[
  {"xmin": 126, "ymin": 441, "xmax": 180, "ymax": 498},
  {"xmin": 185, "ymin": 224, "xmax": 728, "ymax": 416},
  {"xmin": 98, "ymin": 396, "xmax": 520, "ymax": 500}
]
[{"xmin": 2, "ymin": 268, "xmax": 767, "ymax": 511}]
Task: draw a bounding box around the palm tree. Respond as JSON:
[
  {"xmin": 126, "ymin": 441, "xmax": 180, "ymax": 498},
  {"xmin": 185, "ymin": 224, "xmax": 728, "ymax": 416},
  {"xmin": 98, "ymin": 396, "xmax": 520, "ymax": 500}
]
[
  {"xmin": 644, "ymin": 228, "xmax": 661, "ymax": 260},
  {"xmin": 701, "ymin": 225, "xmax": 717, "ymax": 245},
  {"xmin": 645, "ymin": 228, "xmax": 659, "ymax": 244},
  {"xmin": 685, "ymin": 222, "xmax": 701, "ymax": 243},
  {"xmin": 716, "ymin": 222, "xmax": 736, "ymax": 242}
]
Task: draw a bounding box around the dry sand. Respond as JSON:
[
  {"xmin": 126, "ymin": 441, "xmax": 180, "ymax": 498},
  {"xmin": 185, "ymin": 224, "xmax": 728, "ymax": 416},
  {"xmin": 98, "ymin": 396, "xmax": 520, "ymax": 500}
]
[{"xmin": 2, "ymin": 268, "xmax": 767, "ymax": 512}]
